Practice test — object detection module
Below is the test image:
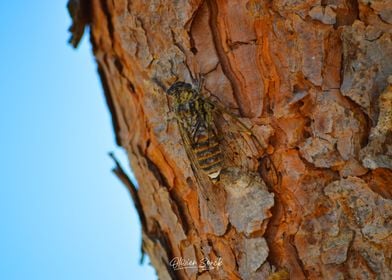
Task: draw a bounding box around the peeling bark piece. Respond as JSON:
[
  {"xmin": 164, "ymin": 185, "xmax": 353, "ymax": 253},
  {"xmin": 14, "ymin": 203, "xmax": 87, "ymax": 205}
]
[
  {"xmin": 309, "ymin": 90, "xmax": 364, "ymax": 162},
  {"xmin": 199, "ymin": 183, "xmax": 229, "ymax": 236},
  {"xmin": 346, "ymin": 229, "xmax": 391, "ymax": 279},
  {"xmin": 221, "ymin": 168, "xmax": 274, "ymax": 236},
  {"xmin": 294, "ymin": 207, "xmax": 353, "ymax": 278},
  {"xmin": 223, "ymin": 0, "xmax": 257, "ymax": 44},
  {"xmin": 339, "ymin": 158, "xmax": 368, "ymax": 177},
  {"xmin": 321, "ymin": 228, "xmax": 353, "ymax": 264},
  {"xmin": 272, "ymin": 0, "xmax": 319, "ymax": 18},
  {"xmin": 298, "ymin": 90, "xmax": 366, "ymax": 173},
  {"xmin": 227, "ymin": 44, "xmax": 264, "ymax": 118},
  {"xmin": 236, "ymin": 237, "xmax": 270, "ymax": 280},
  {"xmin": 360, "ymin": 81, "xmax": 392, "ymax": 170},
  {"xmin": 67, "ymin": 0, "xmax": 90, "ymax": 48},
  {"xmin": 277, "ymin": 117, "xmax": 306, "ymax": 147},
  {"xmin": 293, "ymin": 15, "xmax": 331, "ymax": 86},
  {"xmin": 299, "ymin": 137, "xmax": 342, "ymax": 168},
  {"xmin": 360, "ymin": 0, "xmax": 392, "ymax": 24},
  {"xmin": 295, "ymin": 219, "xmax": 323, "ymax": 268},
  {"xmin": 155, "ymin": 187, "xmax": 188, "ymax": 243},
  {"xmin": 341, "ymin": 21, "xmax": 392, "ymax": 122},
  {"xmin": 324, "ymin": 177, "xmax": 392, "ymax": 244},
  {"xmin": 347, "ymin": 251, "xmax": 377, "ymax": 280}
]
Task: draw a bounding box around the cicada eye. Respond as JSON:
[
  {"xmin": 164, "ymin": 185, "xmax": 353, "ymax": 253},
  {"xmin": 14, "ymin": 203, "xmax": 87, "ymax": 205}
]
[{"xmin": 167, "ymin": 81, "xmax": 193, "ymax": 96}]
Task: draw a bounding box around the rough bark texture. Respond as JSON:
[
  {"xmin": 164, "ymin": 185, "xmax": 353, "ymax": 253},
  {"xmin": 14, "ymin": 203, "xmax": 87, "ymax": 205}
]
[{"xmin": 69, "ymin": 0, "xmax": 392, "ymax": 279}]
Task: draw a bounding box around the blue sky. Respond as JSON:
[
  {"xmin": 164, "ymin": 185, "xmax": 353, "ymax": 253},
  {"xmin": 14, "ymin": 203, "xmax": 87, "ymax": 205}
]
[{"xmin": 0, "ymin": 1, "xmax": 156, "ymax": 279}]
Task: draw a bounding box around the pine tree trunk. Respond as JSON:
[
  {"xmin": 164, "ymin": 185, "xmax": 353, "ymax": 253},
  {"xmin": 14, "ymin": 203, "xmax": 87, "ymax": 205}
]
[{"xmin": 68, "ymin": 0, "xmax": 392, "ymax": 279}]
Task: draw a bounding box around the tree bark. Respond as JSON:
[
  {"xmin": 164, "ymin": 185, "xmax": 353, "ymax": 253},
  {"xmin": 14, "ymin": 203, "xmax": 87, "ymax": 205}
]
[{"xmin": 68, "ymin": 0, "xmax": 392, "ymax": 279}]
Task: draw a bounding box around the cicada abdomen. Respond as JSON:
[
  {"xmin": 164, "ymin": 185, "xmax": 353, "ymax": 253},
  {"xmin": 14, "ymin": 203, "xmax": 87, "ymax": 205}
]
[
  {"xmin": 167, "ymin": 81, "xmax": 223, "ymax": 182},
  {"xmin": 191, "ymin": 127, "xmax": 223, "ymax": 181}
]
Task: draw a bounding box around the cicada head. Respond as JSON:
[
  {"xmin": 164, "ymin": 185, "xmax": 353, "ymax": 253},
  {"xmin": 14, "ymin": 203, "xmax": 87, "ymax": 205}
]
[
  {"xmin": 167, "ymin": 81, "xmax": 192, "ymax": 95},
  {"xmin": 167, "ymin": 81, "xmax": 198, "ymax": 104}
]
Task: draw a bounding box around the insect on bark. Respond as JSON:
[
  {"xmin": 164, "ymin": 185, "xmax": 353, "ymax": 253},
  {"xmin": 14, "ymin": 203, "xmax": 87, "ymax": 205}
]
[
  {"xmin": 167, "ymin": 81, "xmax": 223, "ymax": 182},
  {"xmin": 166, "ymin": 80, "xmax": 279, "ymax": 189}
]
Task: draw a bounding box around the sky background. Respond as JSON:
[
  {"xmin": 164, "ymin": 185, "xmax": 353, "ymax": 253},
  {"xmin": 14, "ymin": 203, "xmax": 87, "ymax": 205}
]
[{"xmin": 0, "ymin": 1, "xmax": 156, "ymax": 279}]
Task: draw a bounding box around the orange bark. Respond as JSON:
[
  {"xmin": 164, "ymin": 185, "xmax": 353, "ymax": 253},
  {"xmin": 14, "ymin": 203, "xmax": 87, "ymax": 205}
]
[{"xmin": 69, "ymin": 0, "xmax": 392, "ymax": 279}]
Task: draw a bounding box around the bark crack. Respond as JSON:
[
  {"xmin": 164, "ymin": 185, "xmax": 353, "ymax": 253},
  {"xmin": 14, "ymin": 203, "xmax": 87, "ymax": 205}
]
[
  {"xmin": 99, "ymin": 0, "xmax": 115, "ymax": 49},
  {"xmin": 207, "ymin": 0, "xmax": 244, "ymax": 116}
]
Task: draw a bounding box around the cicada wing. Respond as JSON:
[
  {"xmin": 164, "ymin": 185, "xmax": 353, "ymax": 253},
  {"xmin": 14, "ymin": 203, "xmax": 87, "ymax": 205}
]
[
  {"xmin": 204, "ymin": 98, "xmax": 280, "ymax": 187},
  {"xmin": 204, "ymin": 98, "xmax": 265, "ymax": 148},
  {"xmin": 203, "ymin": 98, "xmax": 260, "ymax": 170},
  {"xmin": 176, "ymin": 118, "xmax": 228, "ymax": 225},
  {"xmin": 176, "ymin": 119, "xmax": 216, "ymax": 195}
]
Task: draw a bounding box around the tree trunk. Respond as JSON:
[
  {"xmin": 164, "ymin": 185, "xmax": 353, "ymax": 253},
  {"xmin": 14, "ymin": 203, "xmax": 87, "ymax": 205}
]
[{"xmin": 68, "ymin": 0, "xmax": 392, "ymax": 279}]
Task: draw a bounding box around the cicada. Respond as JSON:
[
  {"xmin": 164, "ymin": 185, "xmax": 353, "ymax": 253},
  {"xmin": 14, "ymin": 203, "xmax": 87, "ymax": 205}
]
[
  {"xmin": 166, "ymin": 80, "xmax": 278, "ymax": 188},
  {"xmin": 167, "ymin": 81, "xmax": 223, "ymax": 182}
]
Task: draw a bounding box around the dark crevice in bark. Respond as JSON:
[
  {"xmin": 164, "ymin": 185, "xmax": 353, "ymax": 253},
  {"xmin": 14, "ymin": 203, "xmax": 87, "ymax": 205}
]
[
  {"xmin": 360, "ymin": 168, "xmax": 392, "ymax": 199},
  {"xmin": 289, "ymin": 235, "xmax": 308, "ymax": 279},
  {"xmin": 143, "ymin": 149, "xmax": 169, "ymax": 190},
  {"xmin": 188, "ymin": 1, "xmax": 206, "ymax": 55},
  {"xmin": 128, "ymin": 81, "xmax": 136, "ymax": 93},
  {"xmin": 376, "ymin": 13, "xmax": 392, "ymax": 26},
  {"xmin": 338, "ymin": 33, "xmax": 373, "ymax": 147},
  {"xmin": 226, "ymin": 39, "xmax": 257, "ymax": 52},
  {"xmin": 334, "ymin": 0, "xmax": 359, "ymax": 28},
  {"xmin": 113, "ymin": 56, "xmax": 123, "ymax": 73},
  {"xmin": 168, "ymin": 189, "xmax": 194, "ymax": 236},
  {"xmin": 207, "ymin": 0, "xmax": 245, "ymax": 116},
  {"xmin": 169, "ymin": 29, "xmax": 196, "ymax": 81},
  {"xmin": 184, "ymin": 0, "xmax": 205, "ymax": 31},
  {"xmin": 113, "ymin": 56, "xmax": 137, "ymax": 94},
  {"xmin": 264, "ymin": 192, "xmax": 284, "ymax": 266},
  {"xmin": 170, "ymin": 29, "xmax": 187, "ymax": 57},
  {"xmin": 144, "ymin": 154, "xmax": 192, "ymax": 235},
  {"xmin": 203, "ymin": 62, "xmax": 220, "ymax": 77},
  {"xmin": 343, "ymin": 95, "xmax": 372, "ymax": 148},
  {"xmin": 226, "ymin": 225, "xmax": 240, "ymax": 273},
  {"xmin": 99, "ymin": 0, "xmax": 115, "ymax": 48},
  {"xmin": 258, "ymin": 156, "xmax": 281, "ymax": 190}
]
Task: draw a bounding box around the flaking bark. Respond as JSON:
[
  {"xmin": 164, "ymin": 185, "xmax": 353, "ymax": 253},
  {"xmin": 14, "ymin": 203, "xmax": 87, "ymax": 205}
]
[{"xmin": 69, "ymin": 0, "xmax": 392, "ymax": 279}]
